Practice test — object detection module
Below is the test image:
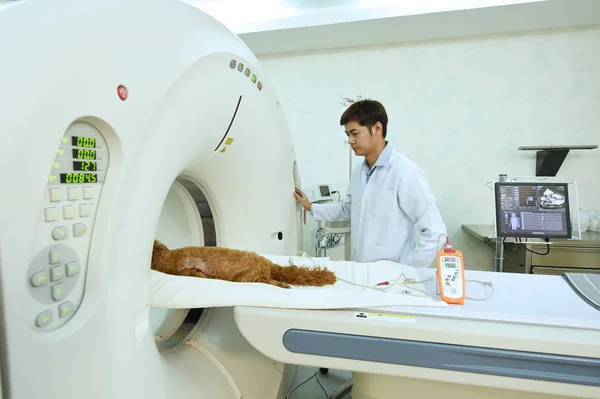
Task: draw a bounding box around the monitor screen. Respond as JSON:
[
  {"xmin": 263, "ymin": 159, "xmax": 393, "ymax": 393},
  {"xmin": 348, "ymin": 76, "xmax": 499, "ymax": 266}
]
[
  {"xmin": 319, "ymin": 185, "xmax": 330, "ymax": 197},
  {"xmin": 494, "ymin": 182, "xmax": 571, "ymax": 239}
]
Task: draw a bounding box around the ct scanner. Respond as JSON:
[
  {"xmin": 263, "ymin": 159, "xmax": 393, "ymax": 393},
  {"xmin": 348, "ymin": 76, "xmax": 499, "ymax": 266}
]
[{"xmin": 0, "ymin": 1, "xmax": 599, "ymax": 399}]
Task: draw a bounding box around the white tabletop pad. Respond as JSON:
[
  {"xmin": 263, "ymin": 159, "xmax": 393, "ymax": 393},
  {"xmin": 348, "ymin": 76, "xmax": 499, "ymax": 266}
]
[{"xmin": 370, "ymin": 269, "xmax": 600, "ymax": 330}]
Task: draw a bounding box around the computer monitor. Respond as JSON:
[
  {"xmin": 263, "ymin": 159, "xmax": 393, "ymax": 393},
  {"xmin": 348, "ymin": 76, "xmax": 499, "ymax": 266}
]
[{"xmin": 494, "ymin": 182, "xmax": 572, "ymax": 239}]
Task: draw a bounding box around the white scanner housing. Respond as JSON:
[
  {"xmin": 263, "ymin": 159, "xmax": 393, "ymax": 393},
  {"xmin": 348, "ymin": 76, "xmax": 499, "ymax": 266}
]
[{"xmin": 0, "ymin": 0, "xmax": 302, "ymax": 398}]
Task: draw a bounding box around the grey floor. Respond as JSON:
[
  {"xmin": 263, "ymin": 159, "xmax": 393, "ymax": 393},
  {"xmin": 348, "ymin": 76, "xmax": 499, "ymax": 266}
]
[{"xmin": 288, "ymin": 366, "xmax": 353, "ymax": 399}]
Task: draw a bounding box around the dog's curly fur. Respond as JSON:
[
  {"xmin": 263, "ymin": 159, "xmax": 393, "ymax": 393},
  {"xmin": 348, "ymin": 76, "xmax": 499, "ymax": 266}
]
[{"xmin": 151, "ymin": 240, "xmax": 336, "ymax": 289}]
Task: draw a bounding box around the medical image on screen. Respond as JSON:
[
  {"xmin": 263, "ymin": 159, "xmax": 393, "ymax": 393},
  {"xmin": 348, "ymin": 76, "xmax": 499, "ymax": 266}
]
[
  {"xmin": 507, "ymin": 212, "xmax": 521, "ymax": 230},
  {"xmin": 495, "ymin": 183, "xmax": 570, "ymax": 239},
  {"xmin": 539, "ymin": 186, "xmax": 566, "ymax": 209}
]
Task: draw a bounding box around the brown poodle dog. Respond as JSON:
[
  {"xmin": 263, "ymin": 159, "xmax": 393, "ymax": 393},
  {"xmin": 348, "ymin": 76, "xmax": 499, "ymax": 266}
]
[{"xmin": 151, "ymin": 240, "xmax": 336, "ymax": 289}]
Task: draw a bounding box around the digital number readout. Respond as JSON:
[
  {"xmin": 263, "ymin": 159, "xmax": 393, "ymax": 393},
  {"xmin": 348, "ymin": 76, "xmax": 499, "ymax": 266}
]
[
  {"xmin": 73, "ymin": 161, "xmax": 97, "ymax": 171},
  {"xmin": 60, "ymin": 173, "xmax": 97, "ymax": 184},
  {"xmin": 72, "ymin": 136, "xmax": 96, "ymax": 148},
  {"xmin": 72, "ymin": 148, "xmax": 97, "ymax": 160}
]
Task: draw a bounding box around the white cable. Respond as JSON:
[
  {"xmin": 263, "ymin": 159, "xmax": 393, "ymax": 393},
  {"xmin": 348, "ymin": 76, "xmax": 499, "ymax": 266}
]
[
  {"xmin": 184, "ymin": 341, "xmax": 242, "ymax": 399},
  {"xmin": 288, "ymin": 248, "xmax": 494, "ymax": 302},
  {"xmin": 465, "ymin": 280, "xmax": 495, "ymax": 301},
  {"xmin": 332, "ymin": 233, "xmax": 448, "ymax": 297},
  {"xmin": 288, "ymin": 252, "xmax": 431, "ymax": 298}
]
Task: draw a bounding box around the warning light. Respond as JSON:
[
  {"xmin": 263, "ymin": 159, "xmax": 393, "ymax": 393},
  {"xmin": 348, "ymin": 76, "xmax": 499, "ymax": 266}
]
[{"xmin": 117, "ymin": 85, "xmax": 128, "ymax": 101}]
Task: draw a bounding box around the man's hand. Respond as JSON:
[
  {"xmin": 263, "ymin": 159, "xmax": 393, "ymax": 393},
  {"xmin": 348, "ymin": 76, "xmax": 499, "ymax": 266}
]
[{"xmin": 293, "ymin": 187, "xmax": 312, "ymax": 211}]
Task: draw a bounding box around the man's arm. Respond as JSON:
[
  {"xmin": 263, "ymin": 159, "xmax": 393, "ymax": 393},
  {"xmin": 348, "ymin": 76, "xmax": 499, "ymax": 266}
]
[{"xmin": 398, "ymin": 169, "xmax": 447, "ymax": 268}]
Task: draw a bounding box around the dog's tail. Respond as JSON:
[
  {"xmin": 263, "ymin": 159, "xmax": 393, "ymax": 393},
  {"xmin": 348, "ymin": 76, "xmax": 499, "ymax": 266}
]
[{"xmin": 270, "ymin": 264, "xmax": 336, "ymax": 287}]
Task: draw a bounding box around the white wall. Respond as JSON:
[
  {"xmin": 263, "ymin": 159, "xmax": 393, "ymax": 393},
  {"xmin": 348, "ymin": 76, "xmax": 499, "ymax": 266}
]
[{"xmin": 258, "ymin": 26, "xmax": 600, "ymax": 269}]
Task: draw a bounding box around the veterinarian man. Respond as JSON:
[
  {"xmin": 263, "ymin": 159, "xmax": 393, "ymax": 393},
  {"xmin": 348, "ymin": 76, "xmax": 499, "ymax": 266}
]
[{"xmin": 294, "ymin": 99, "xmax": 447, "ymax": 268}]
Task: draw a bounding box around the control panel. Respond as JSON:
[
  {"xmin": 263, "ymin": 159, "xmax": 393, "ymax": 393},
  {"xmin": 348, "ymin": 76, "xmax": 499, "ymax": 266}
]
[
  {"xmin": 436, "ymin": 252, "xmax": 466, "ymax": 305},
  {"xmin": 27, "ymin": 121, "xmax": 109, "ymax": 331}
]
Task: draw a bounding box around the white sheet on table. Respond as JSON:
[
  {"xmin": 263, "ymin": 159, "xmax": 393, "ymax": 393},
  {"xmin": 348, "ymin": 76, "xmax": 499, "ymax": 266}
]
[
  {"xmin": 376, "ymin": 269, "xmax": 600, "ymax": 330},
  {"xmin": 150, "ymin": 255, "xmax": 447, "ymax": 310}
]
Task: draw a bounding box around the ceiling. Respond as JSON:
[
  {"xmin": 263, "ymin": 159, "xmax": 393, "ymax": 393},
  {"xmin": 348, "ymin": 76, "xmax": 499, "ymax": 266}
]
[
  {"xmin": 184, "ymin": 0, "xmax": 547, "ymax": 33},
  {"xmin": 183, "ymin": 0, "xmax": 600, "ymax": 56}
]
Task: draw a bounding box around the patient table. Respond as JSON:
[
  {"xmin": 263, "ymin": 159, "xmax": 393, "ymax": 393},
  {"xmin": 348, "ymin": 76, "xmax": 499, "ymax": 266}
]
[{"xmin": 234, "ymin": 268, "xmax": 600, "ymax": 399}]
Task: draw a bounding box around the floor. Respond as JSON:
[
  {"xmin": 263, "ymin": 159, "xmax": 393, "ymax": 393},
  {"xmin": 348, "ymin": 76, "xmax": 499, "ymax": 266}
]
[{"xmin": 288, "ymin": 366, "xmax": 353, "ymax": 399}]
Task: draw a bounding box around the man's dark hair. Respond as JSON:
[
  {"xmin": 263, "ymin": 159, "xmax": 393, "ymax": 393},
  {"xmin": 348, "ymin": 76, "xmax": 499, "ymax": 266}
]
[{"xmin": 340, "ymin": 99, "xmax": 388, "ymax": 138}]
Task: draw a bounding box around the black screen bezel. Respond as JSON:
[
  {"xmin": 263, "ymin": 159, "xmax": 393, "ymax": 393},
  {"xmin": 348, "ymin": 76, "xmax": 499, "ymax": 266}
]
[{"xmin": 494, "ymin": 182, "xmax": 572, "ymax": 239}]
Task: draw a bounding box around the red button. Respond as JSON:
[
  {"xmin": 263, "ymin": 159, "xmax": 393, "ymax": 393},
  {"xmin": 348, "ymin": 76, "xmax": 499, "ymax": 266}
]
[{"xmin": 117, "ymin": 85, "xmax": 128, "ymax": 101}]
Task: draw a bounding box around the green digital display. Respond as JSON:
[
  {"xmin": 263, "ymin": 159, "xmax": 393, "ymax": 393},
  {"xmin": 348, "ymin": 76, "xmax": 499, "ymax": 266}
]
[
  {"xmin": 445, "ymin": 263, "xmax": 457, "ymax": 268},
  {"xmin": 72, "ymin": 136, "xmax": 96, "ymax": 148},
  {"xmin": 60, "ymin": 173, "xmax": 97, "ymax": 184},
  {"xmin": 74, "ymin": 161, "xmax": 97, "ymax": 171},
  {"xmin": 72, "ymin": 148, "xmax": 97, "ymax": 160}
]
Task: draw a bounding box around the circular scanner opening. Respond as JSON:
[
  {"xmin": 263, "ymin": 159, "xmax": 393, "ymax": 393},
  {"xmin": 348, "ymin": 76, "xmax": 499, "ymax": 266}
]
[{"xmin": 150, "ymin": 176, "xmax": 217, "ymax": 350}]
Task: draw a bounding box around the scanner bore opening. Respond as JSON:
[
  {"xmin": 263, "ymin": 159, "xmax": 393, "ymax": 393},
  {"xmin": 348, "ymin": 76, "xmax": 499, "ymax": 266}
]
[{"xmin": 150, "ymin": 176, "xmax": 217, "ymax": 350}]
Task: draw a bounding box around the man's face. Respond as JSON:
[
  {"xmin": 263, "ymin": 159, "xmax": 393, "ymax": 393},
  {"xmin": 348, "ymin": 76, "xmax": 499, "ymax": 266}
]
[{"xmin": 344, "ymin": 120, "xmax": 380, "ymax": 156}]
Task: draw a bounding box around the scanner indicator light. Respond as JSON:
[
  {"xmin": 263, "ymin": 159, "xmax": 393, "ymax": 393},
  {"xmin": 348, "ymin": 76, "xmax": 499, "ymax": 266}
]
[{"xmin": 117, "ymin": 85, "xmax": 128, "ymax": 101}]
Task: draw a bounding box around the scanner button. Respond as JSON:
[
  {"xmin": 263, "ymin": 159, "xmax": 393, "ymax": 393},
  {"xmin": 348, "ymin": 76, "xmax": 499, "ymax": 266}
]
[
  {"xmin": 51, "ymin": 283, "xmax": 66, "ymax": 301},
  {"xmin": 67, "ymin": 187, "xmax": 79, "ymax": 201},
  {"xmin": 79, "ymin": 203, "xmax": 91, "ymax": 217},
  {"xmin": 31, "ymin": 270, "xmax": 50, "ymax": 287},
  {"xmin": 51, "ymin": 265, "xmax": 65, "ymax": 282},
  {"xmin": 59, "ymin": 302, "xmax": 74, "ymax": 318},
  {"xmin": 44, "ymin": 207, "xmax": 58, "ymax": 222},
  {"xmin": 66, "ymin": 261, "xmax": 79, "ymax": 277},
  {"xmin": 49, "ymin": 246, "xmax": 62, "ymax": 264},
  {"xmin": 49, "ymin": 188, "xmax": 62, "ymax": 202},
  {"xmin": 73, "ymin": 223, "xmax": 87, "ymax": 237},
  {"xmin": 51, "ymin": 226, "xmax": 68, "ymax": 241},
  {"xmin": 35, "ymin": 310, "xmax": 53, "ymax": 327},
  {"xmin": 451, "ymin": 288, "xmax": 457, "ymax": 294},
  {"xmin": 83, "ymin": 186, "xmax": 94, "ymax": 199},
  {"xmin": 62, "ymin": 205, "xmax": 76, "ymax": 219}
]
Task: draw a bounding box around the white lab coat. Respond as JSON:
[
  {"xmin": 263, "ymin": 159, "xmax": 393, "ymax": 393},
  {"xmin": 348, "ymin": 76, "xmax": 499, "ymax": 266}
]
[{"xmin": 311, "ymin": 142, "xmax": 447, "ymax": 267}]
